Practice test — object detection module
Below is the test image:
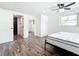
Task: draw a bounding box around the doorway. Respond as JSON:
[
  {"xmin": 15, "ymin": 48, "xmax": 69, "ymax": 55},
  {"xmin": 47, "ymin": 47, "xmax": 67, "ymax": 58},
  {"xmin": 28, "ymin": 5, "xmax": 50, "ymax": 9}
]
[
  {"xmin": 29, "ymin": 16, "xmax": 36, "ymax": 34},
  {"xmin": 13, "ymin": 15, "xmax": 24, "ymax": 40},
  {"xmin": 13, "ymin": 16, "xmax": 18, "ymax": 36}
]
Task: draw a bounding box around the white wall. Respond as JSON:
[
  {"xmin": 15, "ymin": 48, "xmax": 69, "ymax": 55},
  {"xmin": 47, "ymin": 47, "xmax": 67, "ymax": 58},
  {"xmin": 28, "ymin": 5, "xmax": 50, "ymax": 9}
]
[
  {"xmin": 47, "ymin": 12, "xmax": 60, "ymax": 35},
  {"xmin": 0, "ymin": 8, "xmax": 29, "ymax": 43}
]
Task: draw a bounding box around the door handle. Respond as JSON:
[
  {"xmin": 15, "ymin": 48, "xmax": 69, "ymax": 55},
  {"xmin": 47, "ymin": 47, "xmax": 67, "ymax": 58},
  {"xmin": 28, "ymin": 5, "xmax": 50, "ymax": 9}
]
[{"xmin": 11, "ymin": 28, "xmax": 13, "ymax": 29}]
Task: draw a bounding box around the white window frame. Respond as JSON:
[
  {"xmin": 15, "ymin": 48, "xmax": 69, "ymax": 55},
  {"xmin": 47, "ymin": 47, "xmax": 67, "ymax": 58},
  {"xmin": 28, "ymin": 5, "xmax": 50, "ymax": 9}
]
[{"xmin": 60, "ymin": 14, "xmax": 77, "ymax": 26}]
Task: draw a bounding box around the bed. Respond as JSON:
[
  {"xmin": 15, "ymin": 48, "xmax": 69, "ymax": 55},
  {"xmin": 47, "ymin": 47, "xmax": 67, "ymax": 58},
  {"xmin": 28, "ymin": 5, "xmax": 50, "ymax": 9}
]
[{"xmin": 45, "ymin": 32, "xmax": 79, "ymax": 55}]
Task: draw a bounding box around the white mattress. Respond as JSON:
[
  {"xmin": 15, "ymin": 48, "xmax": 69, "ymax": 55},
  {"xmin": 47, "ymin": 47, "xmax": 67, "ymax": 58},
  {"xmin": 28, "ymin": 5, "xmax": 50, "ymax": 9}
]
[{"xmin": 48, "ymin": 32, "xmax": 79, "ymax": 44}]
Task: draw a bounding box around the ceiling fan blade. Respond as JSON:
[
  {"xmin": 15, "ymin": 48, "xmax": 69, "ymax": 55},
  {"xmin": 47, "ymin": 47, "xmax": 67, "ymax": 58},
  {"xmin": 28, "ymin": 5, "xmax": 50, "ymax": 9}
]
[
  {"xmin": 65, "ymin": 2, "xmax": 76, "ymax": 7},
  {"xmin": 64, "ymin": 8, "xmax": 71, "ymax": 10}
]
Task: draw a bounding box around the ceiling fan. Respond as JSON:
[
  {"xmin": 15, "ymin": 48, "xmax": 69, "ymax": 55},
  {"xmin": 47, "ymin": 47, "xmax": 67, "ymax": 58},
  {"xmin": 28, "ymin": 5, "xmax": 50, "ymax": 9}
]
[{"xmin": 51, "ymin": 2, "xmax": 76, "ymax": 12}]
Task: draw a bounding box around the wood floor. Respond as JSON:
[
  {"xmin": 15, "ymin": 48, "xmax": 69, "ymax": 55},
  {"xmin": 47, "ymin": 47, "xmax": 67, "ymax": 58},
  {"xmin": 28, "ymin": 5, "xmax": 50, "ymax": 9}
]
[{"xmin": 0, "ymin": 32, "xmax": 77, "ymax": 56}]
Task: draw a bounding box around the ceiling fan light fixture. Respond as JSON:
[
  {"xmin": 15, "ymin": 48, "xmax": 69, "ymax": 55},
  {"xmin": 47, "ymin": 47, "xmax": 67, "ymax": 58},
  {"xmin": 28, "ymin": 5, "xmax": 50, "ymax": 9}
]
[{"xmin": 59, "ymin": 8, "xmax": 64, "ymax": 13}]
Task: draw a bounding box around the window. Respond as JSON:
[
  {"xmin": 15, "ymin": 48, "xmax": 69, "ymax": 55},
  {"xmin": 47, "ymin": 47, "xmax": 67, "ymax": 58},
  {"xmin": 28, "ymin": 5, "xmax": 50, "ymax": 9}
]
[{"xmin": 61, "ymin": 15, "xmax": 77, "ymax": 26}]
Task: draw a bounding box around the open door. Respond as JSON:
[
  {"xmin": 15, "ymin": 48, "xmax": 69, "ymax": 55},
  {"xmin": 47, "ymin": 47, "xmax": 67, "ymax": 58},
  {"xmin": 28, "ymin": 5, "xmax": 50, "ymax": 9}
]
[{"xmin": 0, "ymin": 12, "xmax": 13, "ymax": 44}]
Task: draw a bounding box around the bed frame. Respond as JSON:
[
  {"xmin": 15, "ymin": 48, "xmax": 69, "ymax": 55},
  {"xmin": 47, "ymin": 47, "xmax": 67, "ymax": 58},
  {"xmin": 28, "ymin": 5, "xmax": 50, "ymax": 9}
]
[{"xmin": 44, "ymin": 36, "xmax": 79, "ymax": 55}]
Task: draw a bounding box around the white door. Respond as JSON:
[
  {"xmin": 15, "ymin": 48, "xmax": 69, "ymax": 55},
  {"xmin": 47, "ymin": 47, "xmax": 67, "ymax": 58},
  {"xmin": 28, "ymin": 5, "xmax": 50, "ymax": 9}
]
[
  {"xmin": 29, "ymin": 20, "xmax": 34, "ymax": 32},
  {"xmin": 0, "ymin": 11, "xmax": 13, "ymax": 44},
  {"xmin": 41, "ymin": 14, "xmax": 48, "ymax": 37}
]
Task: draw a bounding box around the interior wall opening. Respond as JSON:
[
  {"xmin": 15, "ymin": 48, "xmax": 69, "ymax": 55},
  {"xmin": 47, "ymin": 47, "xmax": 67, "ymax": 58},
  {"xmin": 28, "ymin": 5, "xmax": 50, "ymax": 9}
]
[{"xmin": 13, "ymin": 15, "xmax": 24, "ymax": 40}]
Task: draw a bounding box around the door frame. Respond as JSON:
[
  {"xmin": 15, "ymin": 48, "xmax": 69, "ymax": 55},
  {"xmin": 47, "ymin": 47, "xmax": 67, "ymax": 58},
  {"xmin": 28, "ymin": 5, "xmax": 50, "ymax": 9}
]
[{"xmin": 13, "ymin": 15, "xmax": 24, "ymax": 40}]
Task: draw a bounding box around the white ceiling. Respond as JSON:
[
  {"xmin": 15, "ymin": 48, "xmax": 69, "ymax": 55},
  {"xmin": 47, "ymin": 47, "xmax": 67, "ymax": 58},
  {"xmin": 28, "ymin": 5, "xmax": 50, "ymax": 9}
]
[{"xmin": 0, "ymin": 2, "xmax": 79, "ymax": 16}]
